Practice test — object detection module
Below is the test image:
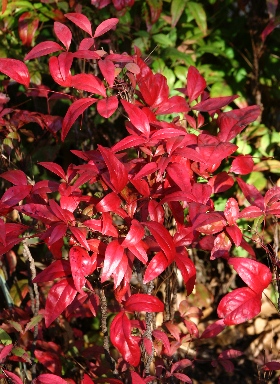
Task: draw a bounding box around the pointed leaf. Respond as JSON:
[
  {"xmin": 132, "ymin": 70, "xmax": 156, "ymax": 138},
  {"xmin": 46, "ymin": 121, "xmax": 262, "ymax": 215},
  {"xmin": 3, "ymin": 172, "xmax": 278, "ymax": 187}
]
[
  {"xmin": 97, "ymin": 96, "xmax": 118, "ymax": 118},
  {"xmin": 0, "ymin": 58, "xmax": 30, "ymax": 87},
  {"xmin": 98, "ymin": 145, "xmax": 128, "ymax": 193},
  {"xmin": 239, "ymin": 206, "xmax": 263, "ymax": 219},
  {"xmin": 124, "ymin": 294, "xmax": 164, "ymax": 312},
  {"xmin": 62, "ymin": 98, "xmax": 98, "ymax": 141},
  {"xmin": 130, "ymin": 371, "xmax": 146, "ymax": 384},
  {"xmin": 33, "ymin": 374, "xmax": 68, "ymax": 384},
  {"xmin": 71, "ymin": 74, "xmax": 106, "ymax": 97},
  {"xmin": 69, "ymin": 246, "xmax": 92, "ymax": 292},
  {"xmin": 110, "ymin": 311, "xmax": 141, "ymax": 366},
  {"xmin": 24, "ymin": 42, "xmax": 63, "ymax": 61},
  {"xmin": 121, "ymin": 100, "xmax": 150, "ymax": 137},
  {"xmin": 193, "ymin": 95, "xmax": 238, "ymax": 112},
  {"xmin": 54, "ymin": 22, "xmax": 72, "ymax": 50},
  {"xmin": 171, "ymin": 0, "xmax": 187, "ymax": 27},
  {"xmin": 143, "ymin": 251, "xmax": 170, "ymax": 283},
  {"xmin": 230, "ymin": 155, "xmax": 254, "ymax": 175},
  {"xmin": 236, "ymin": 177, "xmax": 265, "ymax": 210},
  {"xmin": 0, "ymin": 170, "xmax": 28, "ymax": 185},
  {"xmin": 98, "ymin": 59, "xmax": 116, "ymax": 87},
  {"xmin": 45, "ymin": 278, "xmax": 77, "ymax": 327},
  {"xmin": 200, "ymin": 319, "xmax": 226, "ymax": 339},
  {"xmin": 94, "ymin": 18, "xmax": 119, "ymax": 38},
  {"xmin": 144, "ymin": 221, "xmax": 176, "ymax": 262},
  {"xmin": 217, "ymin": 287, "xmax": 261, "ymax": 325},
  {"xmin": 102, "ymin": 240, "xmax": 124, "ymax": 282},
  {"xmin": 65, "ymin": 13, "xmax": 92, "ymax": 36},
  {"xmin": 122, "ymin": 220, "xmax": 145, "ymax": 247},
  {"xmin": 0, "ymin": 344, "xmax": 13, "ymax": 363},
  {"xmin": 173, "ymin": 373, "xmax": 192, "ymax": 383},
  {"xmin": 224, "ymin": 198, "xmax": 239, "ymax": 225},
  {"xmin": 225, "ymin": 225, "xmax": 242, "ymax": 246},
  {"xmin": 175, "ymin": 253, "xmax": 196, "ymax": 295},
  {"xmin": 1, "ymin": 185, "xmax": 32, "ymax": 207},
  {"xmin": 49, "ymin": 55, "xmax": 72, "ymax": 87},
  {"xmin": 186, "ymin": 66, "xmax": 206, "ymax": 102},
  {"xmin": 39, "ymin": 162, "xmax": 66, "ymax": 180},
  {"xmin": 228, "ymin": 257, "xmax": 272, "ymax": 294},
  {"xmin": 2, "ymin": 371, "xmax": 23, "ymax": 384}
]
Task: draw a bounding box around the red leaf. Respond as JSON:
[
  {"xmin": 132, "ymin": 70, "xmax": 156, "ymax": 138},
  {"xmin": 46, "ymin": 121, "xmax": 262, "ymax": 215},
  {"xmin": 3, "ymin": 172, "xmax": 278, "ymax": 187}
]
[
  {"xmin": 217, "ymin": 287, "xmax": 262, "ymax": 325},
  {"xmin": 210, "ymin": 231, "xmax": 231, "ymax": 260},
  {"xmin": 71, "ymin": 74, "xmax": 106, "ymax": 97},
  {"xmin": 125, "ymin": 62, "xmax": 140, "ymax": 74},
  {"xmin": 39, "ymin": 162, "xmax": 66, "ymax": 180},
  {"xmin": 18, "ymin": 12, "xmax": 39, "ymax": 47},
  {"xmin": 262, "ymin": 361, "xmax": 280, "ymax": 371},
  {"xmin": 33, "ymin": 374, "xmax": 68, "ymax": 384},
  {"xmin": 0, "ymin": 344, "xmax": 13, "ymax": 363},
  {"xmin": 45, "ymin": 278, "xmax": 77, "ymax": 327},
  {"xmin": 94, "ymin": 18, "xmax": 119, "ymax": 38},
  {"xmin": 98, "ymin": 145, "xmax": 128, "ymax": 193},
  {"xmin": 171, "ymin": 359, "xmax": 192, "ymax": 373},
  {"xmin": 2, "ymin": 0, "xmax": 7, "ymax": 13},
  {"xmin": 0, "ymin": 58, "xmax": 30, "ymax": 87},
  {"xmin": 65, "ymin": 13, "xmax": 92, "ymax": 36},
  {"xmin": 200, "ymin": 319, "xmax": 226, "ymax": 339},
  {"xmin": 49, "ymin": 55, "xmax": 72, "ymax": 87},
  {"xmin": 121, "ymin": 100, "xmax": 150, "ymax": 137},
  {"xmin": 0, "ymin": 170, "xmax": 28, "ymax": 185},
  {"xmin": 54, "ymin": 22, "xmax": 72, "ymax": 50},
  {"xmin": 239, "ymin": 206, "xmax": 263, "ymax": 219},
  {"xmin": 172, "ymin": 373, "xmax": 192, "ymax": 383},
  {"xmin": 34, "ymin": 350, "xmax": 61, "ymax": 375},
  {"xmin": 110, "ymin": 311, "xmax": 141, "ymax": 366},
  {"xmin": 62, "ymin": 98, "xmax": 98, "ymax": 141},
  {"xmin": 69, "ymin": 246, "xmax": 92, "ymax": 292},
  {"xmin": 82, "ymin": 374, "xmax": 95, "ymax": 384},
  {"xmin": 144, "ymin": 221, "xmax": 176, "ymax": 262},
  {"xmin": 122, "ymin": 220, "xmax": 145, "ymax": 247},
  {"xmin": 228, "ymin": 257, "xmax": 272, "ymax": 294},
  {"xmin": 33, "ymin": 260, "xmax": 71, "ymax": 283},
  {"xmin": 175, "ymin": 253, "xmax": 196, "ymax": 295},
  {"xmin": 152, "ymin": 329, "xmax": 171, "ymax": 354},
  {"xmin": 69, "ymin": 226, "xmax": 90, "ymax": 251},
  {"xmin": 2, "ymin": 371, "xmax": 23, "ymax": 384},
  {"xmin": 143, "ymin": 252, "xmax": 170, "ymax": 283},
  {"xmin": 101, "ymin": 240, "xmax": 125, "ymax": 282},
  {"xmin": 112, "ymin": 135, "xmax": 147, "ymax": 152},
  {"xmin": 186, "ymin": 66, "xmax": 206, "ymax": 102},
  {"xmin": 236, "ymin": 177, "xmax": 265, "ymax": 210},
  {"xmin": 17, "ymin": 203, "xmax": 58, "ymax": 224},
  {"xmin": 98, "ymin": 59, "xmax": 116, "ymax": 87},
  {"xmin": 224, "ymin": 198, "xmax": 239, "ymax": 225},
  {"xmin": 130, "ymin": 371, "xmax": 146, "ymax": 384},
  {"xmin": 218, "ymin": 349, "xmax": 243, "ymax": 360},
  {"xmin": 24, "ymin": 41, "xmax": 64, "ymax": 61},
  {"xmin": 124, "ymin": 294, "xmax": 164, "ymax": 312},
  {"xmin": 208, "ymin": 172, "xmax": 234, "ymax": 193},
  {"xmin": 230, "ymin": 155, "xmax": 254, "ymax": 175},
  {"xmin": 192, "ymin": 95, "xmax": 238, "ymax": 112},
  {"xmin": 225, "ymin": 225, "xmax": 242, "ymax": 246},
  {"xmin": 97, "ymin": 96, "xmax": 118, "ymax": 118},
  {"xmin": 1, "ymin": 185, "xmax": 32, "ymax": 207}
]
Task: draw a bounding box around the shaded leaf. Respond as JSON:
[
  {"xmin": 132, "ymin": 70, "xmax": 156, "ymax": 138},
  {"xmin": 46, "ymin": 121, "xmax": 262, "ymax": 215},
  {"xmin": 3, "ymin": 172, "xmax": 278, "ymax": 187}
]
[
  {"xmin": 62, "ymin": 98, "xmax": 98, "ymax": 141},
  {"xmin": 97, "ymin": 96, "xmax": 118, "ymax": 118},
  {"xmin": 45, "ymin": 278, "xmax": 77, "ymax": 327},
  {"xmin": 124, "ymin": 294, "xmax": 164, "ymax": 312},
  {"xmin": 54, "ymin": 22, "xmax": 72, "ymax": 50}
]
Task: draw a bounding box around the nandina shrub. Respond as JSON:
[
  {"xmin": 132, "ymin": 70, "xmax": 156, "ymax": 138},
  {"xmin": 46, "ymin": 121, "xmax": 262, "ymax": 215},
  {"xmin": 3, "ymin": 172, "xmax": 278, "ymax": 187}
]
[{"xmin": 0, "ymin": 12, "xmax": 280, "ymax": 384}]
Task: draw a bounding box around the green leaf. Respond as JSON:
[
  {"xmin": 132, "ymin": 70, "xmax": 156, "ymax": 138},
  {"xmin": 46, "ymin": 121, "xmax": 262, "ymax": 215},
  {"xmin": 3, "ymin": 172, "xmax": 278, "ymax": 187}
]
[
  {"xmin": 12, "ymin": 347, "xmax": 31, "ymax": 364},
  {"xmin": 7, "ymin": 321, "xmax": 23, "ymax": 333},
  {"xmin": 186, "ymin": 2, "xmax": 207, "ymax": 35},
  {"xmin": 0, "ymin": 329, "xmax": 12, "ymax": 345},
  {"xmin": 171, "ymin": 0, "xmax": 187, "ymax": 27},
  {"xmin": 25, "ymin": 314, "xmax": 43, "ymax": 333},
  {"xmin": 153, "ymin": 33, "xmax": 174, "ymax": 48}
]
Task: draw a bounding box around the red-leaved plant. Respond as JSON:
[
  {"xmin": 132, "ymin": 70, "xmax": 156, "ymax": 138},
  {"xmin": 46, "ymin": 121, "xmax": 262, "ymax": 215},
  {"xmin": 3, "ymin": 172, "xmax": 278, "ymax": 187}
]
[{"xmin": 0, "ymin": 11, "xmax": 280, "ymax": 384}]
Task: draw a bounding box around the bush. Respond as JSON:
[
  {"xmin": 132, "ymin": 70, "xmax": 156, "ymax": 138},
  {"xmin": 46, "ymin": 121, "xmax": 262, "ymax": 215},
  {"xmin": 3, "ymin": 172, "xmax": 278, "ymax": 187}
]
[{"xmin": 0, "ymin": 2, "xmax": 280, "ymax": 383}]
